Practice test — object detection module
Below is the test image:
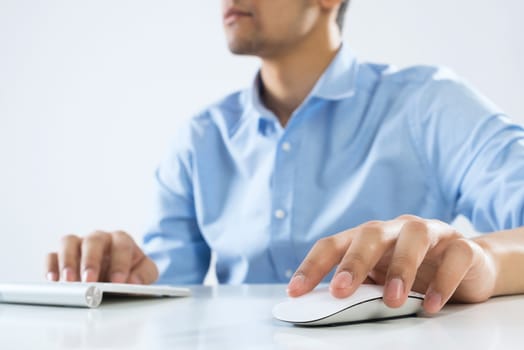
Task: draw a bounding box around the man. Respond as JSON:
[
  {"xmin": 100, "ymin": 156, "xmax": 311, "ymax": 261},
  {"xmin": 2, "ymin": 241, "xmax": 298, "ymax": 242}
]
[{"xmin": 46, "ymin": 0, "xmax": 524, "ymax": 314}]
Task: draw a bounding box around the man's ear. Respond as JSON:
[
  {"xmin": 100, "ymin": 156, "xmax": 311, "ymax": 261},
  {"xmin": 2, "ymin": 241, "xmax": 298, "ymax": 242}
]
[{"xmin": 318, "ymin": 0, "xmax": 343, "ymax": 11}]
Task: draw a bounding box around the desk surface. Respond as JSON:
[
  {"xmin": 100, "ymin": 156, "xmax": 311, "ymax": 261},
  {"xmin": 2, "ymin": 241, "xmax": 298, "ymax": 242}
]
[{"xmin": 0, "ymin": 284, "xmax": 522, "ymax": 349}]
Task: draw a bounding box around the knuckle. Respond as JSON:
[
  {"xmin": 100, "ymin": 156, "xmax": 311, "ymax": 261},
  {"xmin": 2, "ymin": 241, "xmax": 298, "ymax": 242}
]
[
  {"xmin": 358, "ymin": 224, "xmax": 384, "ymax": 240},
  {"xmin": 88, "ymin": 230, "xmax": 109, "ymax": 238},
  {"xmin": 61, "ymin": 234, "xmax": 79, "ymax": 246},
  {"xmin": 356, "ymin": 226, "xmax": 386, "ymax": 252},
  {"xmin": 313, "ymin": 237, "xmax": 336, "ymax": 251},
  {"xmin": 396, "ymin": 214, "xmax": 420, "ymax": 221},
  {"xmin": 401, "ymin": 220, "xmax": 429, "ymax": 233},
  {"xmin": 112, "ymin": 230, "xmax": 131, "ymax": 241},
  {"xmin": 450, "ymin": 239, "xmax": 475, "ymax": 261},
  {"xmin": 401, "ymin": 225, "xmax": 432, "ymax": 247},
  {"xmin": 112, "ymin": 231, "xmax": 134, "ymax": 249},
  {"xmin": 85, "ymin": 231, "xmax": 108, "ymax": 245},
  {"xmin": 359, "ymin": 220, "xmax": 383, "ymax": 232},
  {"xmin": 448, "ymin": 229, "xmax": 463, "ymax": 240}
]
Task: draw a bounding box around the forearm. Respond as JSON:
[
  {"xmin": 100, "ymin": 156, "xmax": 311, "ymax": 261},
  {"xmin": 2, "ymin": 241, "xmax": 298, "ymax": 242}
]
[{"xmin": 474, "ymin": 227, "xmax": 524, "ymax": 297}]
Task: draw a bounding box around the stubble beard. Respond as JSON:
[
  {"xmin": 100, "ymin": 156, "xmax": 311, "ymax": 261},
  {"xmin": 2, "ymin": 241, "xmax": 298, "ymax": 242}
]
[{"xmin": 226, "ymin": 31, "xmax": 264, "ymax": 56}]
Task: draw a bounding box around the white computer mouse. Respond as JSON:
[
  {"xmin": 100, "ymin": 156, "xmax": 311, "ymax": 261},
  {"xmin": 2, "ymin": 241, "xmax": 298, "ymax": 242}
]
[{"xmin": 272, "ymin": 284, "xmax": 424, "ymax": 326}]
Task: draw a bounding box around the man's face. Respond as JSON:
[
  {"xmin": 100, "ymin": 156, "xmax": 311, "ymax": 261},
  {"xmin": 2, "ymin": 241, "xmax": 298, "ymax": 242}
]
[{"xmin": 221, "ymin": 0, "xmax": 320, "ymax": 58}]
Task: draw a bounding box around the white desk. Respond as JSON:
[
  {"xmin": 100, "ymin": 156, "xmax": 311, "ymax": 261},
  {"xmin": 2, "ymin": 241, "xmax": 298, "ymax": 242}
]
[{"xmin": 0, "ymin": 284, "xmax": 522, "ymax": 349}]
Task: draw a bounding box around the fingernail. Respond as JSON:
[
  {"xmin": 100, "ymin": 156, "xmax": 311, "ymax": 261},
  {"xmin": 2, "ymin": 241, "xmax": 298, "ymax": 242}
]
[
  {"xmin": 46, "ymin": 272, "xmax": 57, "ymax": 282},
  {"xmin": 111, "ymin": 272, "xmax": 126, "ymax": 284},
  {"xmin": 386, "ymin": 278, "xmax": 404, "ymax": 300},
  {"xmin": 287, "ymin": 274, "xmax": 305, "ymax": 293},
  {"xmin": 425, "ymin": 290, "xmax": 442, "ymax": 312},
  {"xmin": 332, "ymin": 271, "xmax": 353, "ymax": 290},
  {"xmin": 82, "ymin": 268, "xmax": 96, "ymax": 282},
  {"xmin": 63, "ymin": 268, "xmax": 75, "ymax": 282}
]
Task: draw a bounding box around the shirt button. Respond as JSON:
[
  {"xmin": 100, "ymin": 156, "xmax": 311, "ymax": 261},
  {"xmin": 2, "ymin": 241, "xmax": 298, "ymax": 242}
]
[
  {"xmin": 281, "ymin": 142, "xmax": 291, "ymax": 152},
  {"xmin": 285, "ymin": 269, "xmax": 294, "ymax": 279},
  {"xmin": 274, "ymin": 209, "xmax": 286, "ymax": 219}
]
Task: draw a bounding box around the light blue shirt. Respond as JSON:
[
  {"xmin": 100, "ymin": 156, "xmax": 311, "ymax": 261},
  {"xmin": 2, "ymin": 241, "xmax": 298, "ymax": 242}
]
[{"xmin": 143, "ymin": 45, "xmax": 524, "ymax": 285}]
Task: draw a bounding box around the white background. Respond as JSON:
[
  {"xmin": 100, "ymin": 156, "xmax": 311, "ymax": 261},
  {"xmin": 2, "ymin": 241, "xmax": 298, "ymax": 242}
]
[{"xmin": 1, "ymin": 0, "xmax": 523, "ymax": 282}]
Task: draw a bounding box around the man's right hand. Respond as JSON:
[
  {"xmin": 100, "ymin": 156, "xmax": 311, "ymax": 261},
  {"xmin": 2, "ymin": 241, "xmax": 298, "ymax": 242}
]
[{"xmin": 46, "ymin": 231, "xmax": 159, "ymax": 284}]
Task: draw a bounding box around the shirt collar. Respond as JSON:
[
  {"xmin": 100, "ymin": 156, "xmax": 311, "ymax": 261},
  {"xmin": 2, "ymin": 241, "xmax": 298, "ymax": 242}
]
[
  {"xmin": 310, "ymin": 44, "xmax": 358, "ymax": 100},
  {"xmin": 240, "ymin": 73, "xmax": 281, "ymax": 136},
  {"xmin": 239, "ymin": 44, "xmax": 358, "ymax": 134}
]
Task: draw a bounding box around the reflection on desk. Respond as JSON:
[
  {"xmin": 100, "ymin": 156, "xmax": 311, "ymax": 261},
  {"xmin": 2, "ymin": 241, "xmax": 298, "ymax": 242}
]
[{"xmin": 0, "ymin": 284, "xmax": 521, "ymax": 349}]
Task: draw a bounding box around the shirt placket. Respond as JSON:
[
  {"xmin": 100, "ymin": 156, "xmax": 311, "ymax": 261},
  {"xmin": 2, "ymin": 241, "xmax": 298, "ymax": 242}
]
[{"xmin": 269, "ymin": 126, "xmax": 300, "ymax": 282}]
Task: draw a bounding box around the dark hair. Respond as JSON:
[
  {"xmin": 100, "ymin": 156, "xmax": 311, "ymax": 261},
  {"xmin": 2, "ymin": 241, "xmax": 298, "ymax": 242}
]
[{"xmin": 336, "ymin": 0, "xmax": 350, "ymax": 32}]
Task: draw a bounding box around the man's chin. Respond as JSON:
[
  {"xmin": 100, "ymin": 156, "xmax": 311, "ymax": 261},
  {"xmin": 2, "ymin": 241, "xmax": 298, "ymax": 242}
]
[
  {"xmin": 226, "ymin": 37, "xmax": 261, "ymax": 56},
  {"xmin": 228, "ymin": 48, "xmax": 254, "ymax": 56},
  {"xmin": 227, "ymin": 44, "xmax": 256, "ymax": 56}
]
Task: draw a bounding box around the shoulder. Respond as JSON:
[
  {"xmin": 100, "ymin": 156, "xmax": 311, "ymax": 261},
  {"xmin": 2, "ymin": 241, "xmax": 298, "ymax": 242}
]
[
  {"xmin": 360, "ymin": 62, "xmax": 458, "ymax": 92},
  {"xmin": 363, "ymin": 62, "xmax": 457, "ymax": 88},
  {"xmin": 185, "ymin": 89, "xmax": 249, "ymax": 140},
  {"xmin": 367, "ymin": 63, "xmax": 500, "ymax": 112},
  {"xmin": 167, "ymin": 88, "xmax": 250, "ymax": 156},
  {"xmin": 357, "ymin": 62, "xmax": 503, "ymax": 130},
  {"xmin": 159, "ymin": 89, "xmax": 248, "ymax": 175}
]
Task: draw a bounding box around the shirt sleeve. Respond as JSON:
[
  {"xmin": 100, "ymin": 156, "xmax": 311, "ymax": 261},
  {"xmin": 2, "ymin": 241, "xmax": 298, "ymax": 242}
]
[
  {"xmin": 142, "ymin": 122, "xmax": 211, "ymax": 284},
  {"xmin": 411, "ymin": 69, "xmax": 524, "ymax": 232}
]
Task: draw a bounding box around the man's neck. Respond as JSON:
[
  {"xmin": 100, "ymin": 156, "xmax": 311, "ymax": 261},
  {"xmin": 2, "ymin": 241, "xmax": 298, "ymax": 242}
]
[{"xmin": 259, "ymin": 25, "xmax": 341, "ymax": 127}]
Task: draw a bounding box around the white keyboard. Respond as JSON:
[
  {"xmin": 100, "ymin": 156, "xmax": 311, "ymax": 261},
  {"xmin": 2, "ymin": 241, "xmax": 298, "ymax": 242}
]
[{"xmin": 0, "ymin": 282, "xmax": 190, "ymax": 308}]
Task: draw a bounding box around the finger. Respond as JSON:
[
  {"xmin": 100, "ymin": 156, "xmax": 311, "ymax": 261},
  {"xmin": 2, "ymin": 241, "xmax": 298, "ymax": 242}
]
[
  {"xmin": 46, "ymin": 253, "xmax": 59, "ymax": 281},
  {"xmin": 128, "ymin": 255, "xmax": 159, "ymax": 285},
  {"xmin": 383, "ymin": 220, "xmax": 433, "ymax": 308},
  {"xmin": 80, "ymin": 231, "xmax": 111, "ymax": 282},
  {"xmin": 287, "ymin": 232, "xmax": 351, "ymax": 297},
  {"xmin": 59, "ymin": 234, "xmax": 82, "ymax": 281},
  {"xmin": 107, "ymin": 231, "xmax": 135, "ymax": 283},
  {"xmin": 330, "ymin": 222, "xmax": 394, "ymax": 298},
  {"xmin": 423, "ymin": 239, "xmax": 476, "ymax": 313}
]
